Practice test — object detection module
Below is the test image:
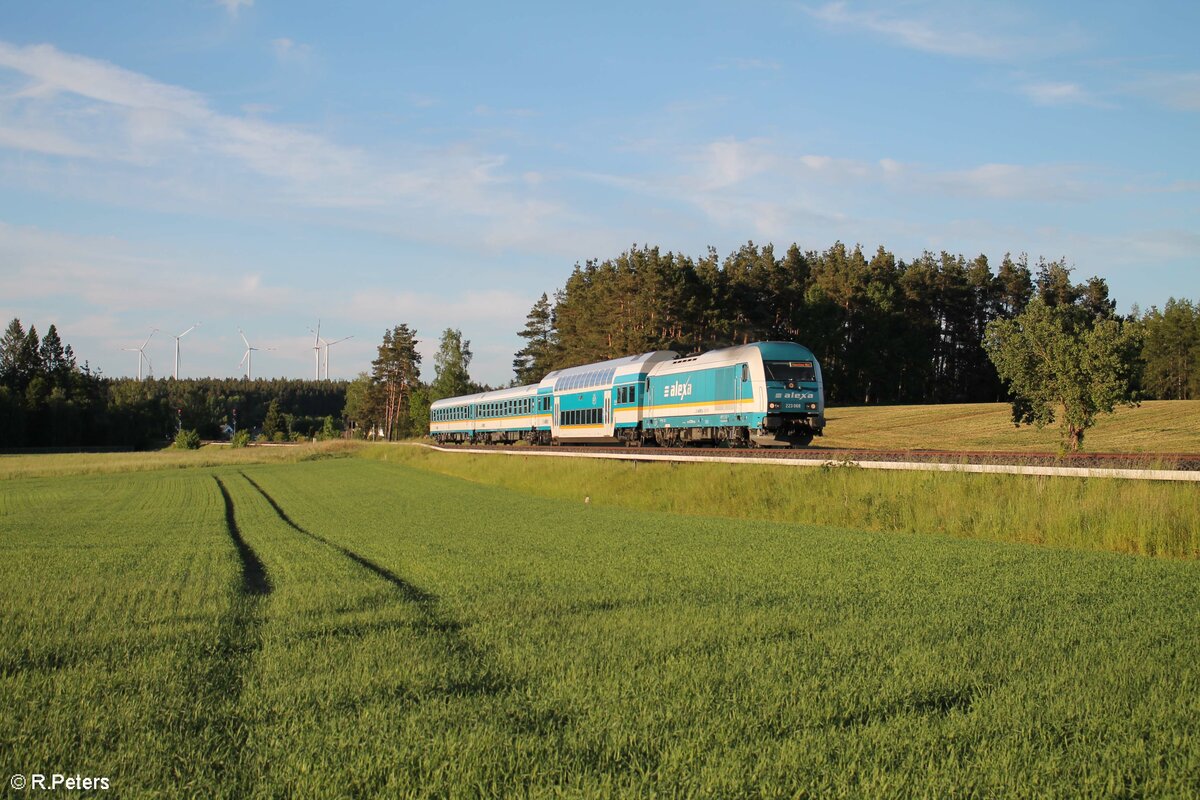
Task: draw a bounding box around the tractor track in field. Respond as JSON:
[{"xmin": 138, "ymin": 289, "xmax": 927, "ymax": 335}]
[
  {"xmin": 207, "ymin": 476, "xmax": 272, "ymax": 797},
  {"xmin": 235, "ymin": 471, "xmax": 579, "ymax": 742},
  {"xmin": 431, "ymin": 443, "xmax": 1200, "ymax": 471},
  {"xmin": 237, "ymin": 471, "xmax": 515, "ymax": 694}
]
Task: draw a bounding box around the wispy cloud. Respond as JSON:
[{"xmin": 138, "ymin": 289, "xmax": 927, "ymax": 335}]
[
  {"xmin": 578, "ymin": 136, "xmax": 1106, "ymax": 245},
  {"xmin": 805, "ymin": 1, "xmax": 1086, "ymax": 61},
  {"xmin": 271, "ymin": 37, "xmax": 312, "ymax": 64},
  {"xmin": 0, "ymin": 40, "xmax": 571, "ymax": 253},
  {"xmin": 1017, "ymin": 80, "xmax": 1108, "ymax": 108},
  {"xmin": 1123, "ymin": 71, "xmax": 1200, "ymax": 112},
  {"xmin": 0, "ymin": 221, "xmax": 306, "ymax": 316},
  {"xmin": 216, "ymin": 0, "xmax": 252, "ymax": 17}
]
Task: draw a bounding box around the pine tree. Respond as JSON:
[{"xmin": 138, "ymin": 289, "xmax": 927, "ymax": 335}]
[
  {"xmin": 1140, "ymin": 298, "xmax": 1199, "ymax": 399},
  {"xmin": 512, "ymin": 293, "xmax": 556, "ymax": 384},
  {"xmin": 371, "ymin": 325, "xmax": 422, "ymax": 440},
  {"xmin": 996, "ymin": 253, "xmax": 1034, "ymax": 318},
  {"xmin": 0, "ymin": 318, "xmax": 26, "ymax": 389},
  {"xmin": 39, "ymin": 325, "xmax": 70, "ymax": 388},
  {"xmin": 262, "ymin": 399, "xmax": 283, "ymax": 439}
]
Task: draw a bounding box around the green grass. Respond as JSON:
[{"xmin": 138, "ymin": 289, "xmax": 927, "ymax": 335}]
[
  {"xmin": 2, "ymin": 456, "xmax": 1199, "ymax": 797},
  {"xmin": 819, "ymin": 399, "xmax": 1200, "ymax": 452},
  {"xmin": 383, "ymin": 446, "xmax": 1200, "ymax": 559},
  {"xmin": 0, "ymin": 439, "xmax": 361, "ymax": 480}
]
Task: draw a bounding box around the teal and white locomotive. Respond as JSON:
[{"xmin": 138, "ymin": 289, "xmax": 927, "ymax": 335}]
[{"xmin": 428, "ymin": 341, "xmax": 824, "ymax": 448}]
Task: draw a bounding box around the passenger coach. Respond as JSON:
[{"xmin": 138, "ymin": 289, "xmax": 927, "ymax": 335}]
[{"xmin": 429, "ymin": 341, "xmax": 824, "ymax": 448}]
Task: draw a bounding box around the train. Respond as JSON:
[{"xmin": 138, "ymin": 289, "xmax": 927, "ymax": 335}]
[{"xmin": 429, "ymin": 341, "xmax": 824, "ymax": 448}]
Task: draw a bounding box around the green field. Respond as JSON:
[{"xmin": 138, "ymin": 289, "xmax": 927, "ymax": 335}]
[
  {"xmin": 384, "ymin": 446, "xmax": 1200, "ymax": 559},
  {"xmin": 3, "ymin": 450, "xmax": 1199, "ymax": 797},
  {"xmin": 819, "ymin": 399, "xmax": 1200, "ymax": 452}
]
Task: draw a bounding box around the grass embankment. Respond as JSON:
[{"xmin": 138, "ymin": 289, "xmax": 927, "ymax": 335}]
[
  {"xmin": 0, "ymin": 440, "xmax": 362, "ymax": 480},
  {"xmin": 819, "ymin": 399, "xmax": 1200, "ymax": 452},
  {"xmin": 384, "ymin": 446, "xmax": 1200, "ymax": 559},
  {"xmin": 2, "ymin": 459, "xmax": 1198, "ymax": 796}
]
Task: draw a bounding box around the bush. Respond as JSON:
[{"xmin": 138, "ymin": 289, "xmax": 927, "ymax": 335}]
[
  {"xmin": 173, "ymin": 429, "xmax": 201, "ymax": 450},
  {"xmin": 230, "ymin": 430, "xmax": 251, "ymax": 449}
]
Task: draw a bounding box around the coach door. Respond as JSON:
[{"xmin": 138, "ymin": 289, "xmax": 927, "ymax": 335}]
[
  {"xmin": 737, "ymin": 363, "xmax": 748, "ymax": 421},
  {"xmin": 604, "ymin": 393, "xmax": 612, "ymax": 436},
  {"xmin": 552, "ymin": 396, "xmax": 560, "ymax": 437}
]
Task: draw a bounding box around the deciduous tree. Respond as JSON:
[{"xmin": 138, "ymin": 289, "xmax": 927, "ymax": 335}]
[
  {"xmin": 431, "ymin": 328, "xmax": 473, "ymax": 400},
  {"xmin": 984, "ymin": 298, "xmax": 1139, "ymax": 451}
]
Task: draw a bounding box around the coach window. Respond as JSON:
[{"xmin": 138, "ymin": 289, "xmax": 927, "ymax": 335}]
[{"xmin": 742, "ymin": 364, "xmax": 749, "ymax": 382}]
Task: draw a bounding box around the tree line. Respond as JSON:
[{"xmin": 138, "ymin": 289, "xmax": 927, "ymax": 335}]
[
  {"xmin": 3, "ymin": 240, "xmax": 1196, "ymax": 448},
  {"xmin": 512, "ymin": 242, "xmax": 1199, "ymax": 404},
  {"xmin": 0, "ymin": 318, "xmax": 347, "ymax": 448}
]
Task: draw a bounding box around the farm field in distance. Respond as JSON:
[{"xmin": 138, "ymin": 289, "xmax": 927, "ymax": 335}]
[
  {"xmin": 3, "ymin": 450, "xmax": 1199, "ymax": 797},
  {"xmin": 817, "ymin": 399, "xmax": 1200, "ymax": 453}
]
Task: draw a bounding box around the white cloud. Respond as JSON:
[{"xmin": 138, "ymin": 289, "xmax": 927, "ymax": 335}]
[
  {"xmin": 0, "ymin": 40, "xmax": 572, "ymax": 254},
  {"xmin": 0, "ymin": 221, "xmax": 309, "ymax": 316},
  {"xmin": 805, "ymin": 1, "xmax": 1086, "ymax": 61},
  {"xmin": 578, "ymin": 136, "xmax": 1107, "ymax": 245},
  {"xmin": 931, "ymin": 162, "xmax": 1091, "ymax": 201},
  {"xmin": 216, "ymin": 0, "xmax": 253, "ymax": 17},
  {"xmin": 1018, "ymin": 81, "xmax": 1105, "ymax": 108},
  {"xmin": 340, "ymin": 288, "xmax": 532, "ymax": 330},
  {"xmin": 692, "ymin": 138, "xmax": 777, "ymax": 190},
  {"xmin": 271, "ymin": 38, "xmax": 312, "ymax": 64}
]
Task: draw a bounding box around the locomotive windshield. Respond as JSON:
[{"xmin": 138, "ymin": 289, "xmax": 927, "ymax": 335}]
[{"xmin": 763, "ymin": 360, "xmax": 817, "ymax": 383}]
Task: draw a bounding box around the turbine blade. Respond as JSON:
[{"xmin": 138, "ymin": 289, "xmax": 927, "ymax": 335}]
[{"xmin": 239, "ymin": 328, "xmax": 250, "ymax": 349}]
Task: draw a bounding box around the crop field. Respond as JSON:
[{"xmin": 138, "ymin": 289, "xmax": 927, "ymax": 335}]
[
  {"xmin": 385, "ymin": 446, "xmax": 1200, "ymax": 559},
  {"xmin": 818, "ymin": 399, "xmax": 1200, "ymax": 452},
  {"xmin": 3, "ymin": 453, "xmax": 1199, "ymax": 797}
]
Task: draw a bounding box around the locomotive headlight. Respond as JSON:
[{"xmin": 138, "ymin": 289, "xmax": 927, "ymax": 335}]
[
  {"xmin": 769, "ymin": 402, "xmax": 780, "ymax": 410},
  {"xmin": 806, "ymin": 402, "xmax": 818, "ymax": 410}
]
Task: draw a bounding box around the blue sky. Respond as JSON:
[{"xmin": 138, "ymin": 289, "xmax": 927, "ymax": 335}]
[{"xmin": 1, "ymin": 0, "xmax": 1196, "ymax": 385}]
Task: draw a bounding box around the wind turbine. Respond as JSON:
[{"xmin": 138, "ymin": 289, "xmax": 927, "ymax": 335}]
[
  {"xmin": 238, "ymin": 329, "xmax": 275, "ymax": 380},
  {"xmin": 309, "ymin": 320, "xmax": 322, "ymax": 380},
  {"xmin": 173, "ymin": 322, "xmax": 201, "ymax": 380},
  {"xmin": 319, "ymin": 334, "xmax": 353, "ymax": 380},
  {"xmin": 122, "ymin": 328, "xmax": 158, "ymax": 381}
]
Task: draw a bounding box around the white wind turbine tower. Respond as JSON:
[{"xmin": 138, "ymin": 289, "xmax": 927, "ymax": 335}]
[
  {"xmin": 122, "ymin": 328, "xmax": 158, "ymax": 381},
  {"xmin": 309, "ymin": 320, "xmax": 322, "ymax": 380},
  {"xmin": 320, "ymin": 335, "xmax": 353, "ymax": 380},
  {"xmin": 173, "ymin": 322, "xmax": 201, "ymax": 380},
  {"xmin": 238, "ymin": 329, "xmax": 275, "ymax": 380}
]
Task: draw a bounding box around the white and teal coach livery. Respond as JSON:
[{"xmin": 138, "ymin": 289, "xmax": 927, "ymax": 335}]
[{"xmin": 429, "ymin": 341, "xmax": 824, "ymax": 448}]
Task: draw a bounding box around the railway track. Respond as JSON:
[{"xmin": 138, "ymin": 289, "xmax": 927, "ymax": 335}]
[{"xmin": 428, "ymin": 442, "xmax": 1200, "ymax": 471}]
